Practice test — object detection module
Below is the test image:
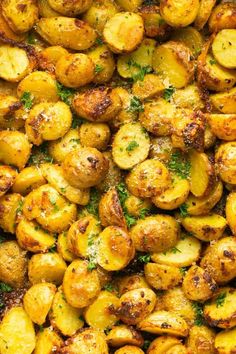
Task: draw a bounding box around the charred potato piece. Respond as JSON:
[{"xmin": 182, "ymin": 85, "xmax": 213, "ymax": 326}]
[
  {"xmin": 215, "ymin": 142, "xmax": 236, "ymax": 185},
  {"xmin": 12, "ymin": 166, "xmax": 46, "ymax": 196},
  {"xmin": 147, "ymin": 336, "xmax": 181, "ymax": 354},
  {"xmin": 99, "ymin": 187, "xmax": 126, "ymax": 228},
  {"xmin": 226, "ymin": 192, "xmax": 236, "ymax": 235},
  {"xmin": 97, "ymin": 152, "xmax": 122, "ymax": 192},
  {"xmin": 186, "ymin": 325, "xmax": 215, "ymax": 354},
  {"xmin": 144, "ymin": 263, "xmax": 182, "ymax": 290},
  {"xmin": 80, "ymin": 122, "xmax": 110, "ymax": 151},
  {"xmin": 208, "ymin": 2, "xmax": 236, "ymax": 33},
  {"xmin": 210, "ymin": 87, "xmax": 236, "ymax": 114},
  {"xmin": 48, "ymin": 0, "xmax": 92, "ymax": 16},
  {"xmin": 57, "ymin": 231, "xmax": 76, "ymax": 262},
  {"xmin": 160, "ymin": 0, "xmax": 199, "ymax": 27},
  {"xmin": 107, "ymin": 325, "xmax": 144, "ymax": 348},
  {"xmin": 0, "ymin": 165, "xmax": 17, "ymax": 197},
  {"xmin": 212, "ymin": 29, "xmax": 236, "ymax": 69}
]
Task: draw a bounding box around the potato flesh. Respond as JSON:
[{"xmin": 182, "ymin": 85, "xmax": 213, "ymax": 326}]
[
  {"xmin": 190, "ymin": 150, "xmax": 214, "ymax": 197},
  {"xmin": 212, "ymin": 30, "xmax": 236, "ymax": 69},
  {"xmin": 0, "ymin": 46, "xmax": 30, "ymax": 82},
  {"xmin": 160, "ymin": 0, "xmax": 199, "ymax": 27}
]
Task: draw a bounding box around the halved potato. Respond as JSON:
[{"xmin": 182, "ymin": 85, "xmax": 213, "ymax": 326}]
[
  {"xmin": 98, "ymin": 187, "xmax": 126, "ymax": 228},
  {"xmin": 215, "ymin": 328, "xmax": 236, "ymax": 354},
  {"xmin": 171, "ymin": 27, "xmax": 203, "ymax": 57},
  {"xmin": 212, "ymin": 29, "xmax": 236, "ymax": 69},
  {"xmin": 144, "ymin": 263, "xmax": 182, "ymax": 290},
  {"xmin": 0, "ymin": 193, "xmax": 23, "ymax": 234},
  {"xmin": 151, "ymin": 235, "xmax": 201, "ymax": 267},
  {"xmin": 172, "ymin": 84, "xmax": 204, "ymax": 110},
  {"xmin": 87, "ymin": 44, "xmax": 115, "ymax": 84},
  {"xmin": 210, "ymin": 87, "xmax": 236, "ymax": 114},
  {"xmin": 160, "ymin": 0, "xmax": 199, "ymax": 27},
  {"xmin": 207, "ymin": 114, "xmax": 236, "ymax": 141},
  {"xmin": 215, "ymin": 142, "xmax": 236, "ymax": 185},
  {"xmin": 137, "ymin": 310, "xmax": 189, "ymax": 337},
  {"xmin": 0, "ymin": 11, "xmax": 26, "ymax": 41},
  {"xmin": 34, "ymin": 327, "xmax": 63, "ymax": 354},
  {"xmin": 208, "ymin": 2, "xmax": 236, "ymax": 33},
  {"xmin": 186, "ymin": 325, "xmax": 216, "ymax": 354},
  {"xmin": 0, "ymin": 165, "xmax": 17, "ymax": 197},
  {"xmin": 153, "ymin": 41, "xmax": 194, "ymax": 88},
  {"xmin": 57, "ymin": 231, "xmax": 76, "ymax": 262},
  {"xmin": 181, "ymin": 214, "xmax": 227, "ymax": 241},
  {"xmin": 194, "ymin": 0, "xmax": 216, "ymax": 30},
  {"xmin": 112, "ymin": 122, "xmax": 150, "ymax": 170},
  {"xmin": 140, "ymin": 5, "xmax": 170, "ymax": 39},
  {"xmin": 47, "ymin": 0, "xmax": 92, "ymax": 16},
  {"xmin": 132, "ymin": 74, "xmax": 165, "ymax": 100},
  {"xmin": 226, "ymin": 192, "xmax": 236, "ymax": 235},
  {"xmin": 117, "ymin": 274, "xmax": 151, "ymax": 295},
  {"xmin": 147, "ymin": 336, "xmax": 181, "ymax": 354},
  {"xmin": 107, "ymin": 325, "xmax": 144, "ymax": 348},
  {"xmin": 12, "ymin": 166, "xmax": 46, "ymax": 196},
  {"xmin": 114, "ymin": 346, "xmax": 144, "ymax": 354},
  {"xmin": 48, "ymin": 129, "xmax": 81, "ymax": 163}
]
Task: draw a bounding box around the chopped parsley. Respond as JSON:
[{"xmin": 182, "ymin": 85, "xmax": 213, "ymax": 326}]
[
  {"xmin": 71, "ymin": 115, "xmax": 85, "ymax": 128},
  {"xmin": 163, "ymin": 86, "xmax": 175, "ymax": 101},
  {"xmin": 86, "ymin": 188, "xmax": 100, "ymax": 217},
  {"xmin": 16, "ymin": 200, "xmax": 23, "ymax": 215},
  {"xmin": 20, "ymin": 91, "xmax": 33, "ymax": 110},
  {"xmin": 103, "ymin": 283, "xmax": 114, "ymax": 292},
  {"xmin": 216, "ymin": 292, "xmax": 227, "ymax": 308},
  {"xmin": 0, "ymin": 282, "xmax": 13, "ymax": 293},
  {"xmin": 179, "ymin": 267, "xmax": 188, "ymax": 276},
  {"xmin": 127, "ymin": 96, "xmax": 144, "ymax": 113},
  {"xmin": 87, "ymin": 260, "xmax": 97, "ymax": 271},
  {"xmin": 94, "ymin": 64, "xmax": 104, "ymax": 74},
  {"xmin": 192, "ymin": 302, "xmax": 204, "ymax": 326},
  {"xmin": 209, "ymin": 59, "xmax": 217, "ymax": 65},
  {"xmin": 142, "ymin": 340, "xmax": 151, "ymax": 351},
  {"xmin": 116, "ymin": 183, "xmax": 136, "ymax": 228},
  {"xmin": 0, "ymin": 235, "xmax": 6, "ymax": 243},
  {"xmin": 138, "ymin": 253, "xmax": 151, "ymax": 263},
  {"xmin": 87, "ymin": 233, "xmax": 96, "ymax": 247},
  {"xmin": 27, "ymin": 32, "xmax": 37, "ymax": 45},
  {"xmin": 38, "ymin": 324, "xmax": 44, "ymax": 332},
  {"xmin": 179, "ymin": 203, "xmax": 189, "ymax": 218},
  {"xmin": 95, "ymin": 37, "xmax": 103, "ymax": 45},
  {"xmin": 60, "ymin": 187, "xmax": 67, "ymax": 193},
  {"xmin": 127, "ymin": 59, "xmax": 152, "ymax": 82},
  {"xmin": 48, "ymin": 245, "xmax": 57, "ymax": 253},
  {"xmin": 126, "ymin": 140, "xmax": 139, "ymax": 152},
  {"xmin": 139, "ymin": 208, "xmax": 149, "ymax": 219},
  {"xmin": 171, "ymin": 247, "xmax": 181, "ymax": 254},
  {"xmin": 56, "ymin": 82, "xmax": 75, "ymax": 105},
  {"xmin": 167, "ymin": 151, "xmax": 191, "ymax": 179},
  {"xmin": 28, "ymin": 142, "xmax": 53, "ymax": 165}
]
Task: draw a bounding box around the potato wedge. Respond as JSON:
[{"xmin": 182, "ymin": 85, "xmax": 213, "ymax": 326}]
[
  {"xmin": 112, "ymin": 122, "xmax": 150, "ymax": 170},
  {"xmin": 214, "ymin": 327, "xmax": 236, "ymax": 354},
  {"xmin": 151, "ymin": 235, "xmax": 201, "ymax": 267},
  {"xmin": 99, "ymin": 187, "xmax": 126, "ymax": 228},
  {"xmin": 144, "ymin": 263, "xmax": 182, "ymax": 290},
  {"xmin": 137, "ymin": 310, "xmax": 189, "ymax": 337},
  {"xmin": 171, "ymin": 27, "xmax": 203, "ymax": 57},
  {"xmin": 226, "ymin": 192, "xmax": 236, "ymax": 236},
  {"xmin": 215, "ymin": 142, "xmax": 236, "ymax": 185},
  {"xmin": 210, "ymin": 87, "xmax": 236, "ymax": 114},
  {"xmin": 207, "ymin": 114, "xmax": 236, "ymax": 141},
  {"xmin": 153, "ymin": 41, "xmax": 194, "ymax": 88},
  {"xmin": 212, "ymin": 29, "xmax": 236, "ymax": 69},
  {"xmin": 160, "ymin": 0, "xmax": 199, "ymax": 27},
  {"xmin": 194, "ymin": 0, "xmax": 216, "ymax": 30},
  {"xmin": 208, "ymin": 2, "xmax": 236, "ymax": 33},
  {"xmin": 34, "ymin": 327, "xmax": 63, "ymax": 354}
]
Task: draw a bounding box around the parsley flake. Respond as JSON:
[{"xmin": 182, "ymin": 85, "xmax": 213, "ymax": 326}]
[
  {"xmin": 116, "ymin": 183, "xmax": 137, "ymax": 228},
  {"xmin": 179, "ymin": 203, "xmax": 189, "ymax": 218},
  {"xmin": 0, "ymin": 282, "xmax": 13, "ymax": 293},
  {"xmin": 192, "ymin": 302, "xmax": 204, "ymax": 326},
  {"xmin": 126, "ymin": 140, "xmax": 139, "ymax": 152},
  {"xmin": 209, "ymin": 59, "xmax": 217, "ymax": 65},
  {"xmin": 171, "ymin": 247, "xmax": 181, "ymax": 254},
  {"xmin": 20, "ymin": 92, "xmax": 33, "ymax": 110},
  {"xmin": 163, "ymin": 86, "xmax": 175, "ymax": 101},
  {"xmin": 127, "ymin": 59, "xmax": 152, "ymax": 82},
  {"xmin": 56, "ymin": 82, "xmax": 75, "ymax": 105},
  {"xmin": 216, "ymin": 292, "xmax": 227, "ymax": 308},
  {"xmin": 86, "ymin": 188, "xmax": 100, "ymax": 217},
  {"xmin": 94, "ymin": 64, "xmax": 104, "ymax": 74},
  {"xmin": 103, "ymin": 283, "xmax": 114, "ymax": 292},
  {"xmin": 167, "ymin": 151, "xmax": 191, "ymax": 179},
  {"xmin": 138, "ymin": 253, "xmax": 151, "ymax": 263},
  {"xmin": 127, "ymin": 96, "xmax": 144, "ymax": 113}
]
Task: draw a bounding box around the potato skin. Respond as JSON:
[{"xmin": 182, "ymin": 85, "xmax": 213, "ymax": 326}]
[
  {"xmin": 114, "ymin": 346, "xmax": 144, "ymax": 354},
  {"xmin": 87, "ymin": 44, "xmax": 115, "ymax": 84},
  {"xmin": 207, "ymin": 114, "xmax": 236, "ymax": 141},
  {"xmin": 34, "ymin": 327, "xmax": 63, "ymax": 354},
  {"xmin": 99, "ymin": 187, "xmax": 126, "ymax": 229},
  {"xmin": 147, "ymin": 336, "xmax": 181, "ymax": 354},
  {"xmin": 226, "ymin": 192, "xmax": 236, "ymax": 235},
  {"xmin": 0, "ymin": 165, "xmax": 17, "ymax": 197},
  {"xmin": 80, "ymin": 122, "xmax": 110, "ymax": 151},
  {"xmin": 144, "ymin": 263, "xmax": 182, "ymax": 290},
  {"xmin": 39, "ymin": 46, "xmax": 69, "ymax": 73},
  {"xmin": 214, "ymin": 327, "xmax": 236, "ymax": 354},
  {"xmin": 0, "ymin": 193, "xmax": 23, "ymax": 234},
  {"xmin": 140, "ymin": 5, "xmax": 171, "ymax": 39},
  {"xmin": 107, "ymin": 325, "xmax": 144, "ymax": 348},
  {"xmin": 210, "ymin": 87, "xmax": 236, "ymax": 114},
  {"xmin": 48, "ymin": 0, "xmax": 92, "ymax": 16},
  {"xmin": 208, "ymin": 2, "xmax": 236, "ymax": 33},
  {"xmin": 186, "ymin": 325, "xmax": 215, "ymax": 354},
  {"xmin": 12, "ymin": 166, "xmax": 46, "ymax": 196},
  {"xmin": 160, "ymin": 0, "xmax": 199, "ymax": 27},
  {"xmin": 215, "ymin": 142, "xmax": 236, "ymax": 184}
]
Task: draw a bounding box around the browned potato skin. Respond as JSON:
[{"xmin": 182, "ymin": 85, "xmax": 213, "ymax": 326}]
[
  {"xmin": 107, "ymin": 325, "xmax": 144, "ymax": 348},
  {"xmin": 48, "ymin": 0, "xmax": 92, "ymax": 16},
  {"xmin": 0, "ymin": 240, "xmax": 27, "ymax": 288},
  {"xmin": 182, "ymin": 265, "xmax": 217, "ymax": 302},
  {"xmin": 186, "ymin": 325, "xmax": 216, "ymax": 354},
  {"xmin": 144, "ymin": 263, "xmax": 182, "ymax": 291},
  {"xmin": 73, "ymin": 87, "xmax": 121, "ymax": 122},
  {"xmin": 80, "ymin": 122, "xmax": 111, "ymax": 151},
  {"xmin": 160, "ymin": 0, "xmax": 199, "ymax": 27},
  {"xmin": 215, "ymin": 142, "xmax": 236, "ymax": 184},
  {"xmin": 0, "ymin": 11, "xmax": 26, "ymax": 41},
  {"xmin": 97, "ymin": 151, "xmax": 122, "ymax": 192},
  {"xmin": 0, "ymin": 193, "xmax": 23, "ymax": 234},
  {"xmin": 12, "ymin": 166, "xmax": 46, "ymax": 196},
  {"xmin": 114, "ymin": 346, "xmax": 144, "ymax": 354},
  {"xmin": 208, "ymin": 2, "xmax": 236, "ymax": 33},
  {"xmin": 0, "ymin": 165, "xmax": 17, "ymax": 197},
  {"xmin": 99, "ymin": 187, "xmax": 126, "ymax": 229},
  {"xmin": 62, "ymin": 147, "xmax": 109, "ymax": 189},
  {"xmin": 117, "ymin": 274, "xmax": 151, "ymax": 295},
  {"xmin": 140, "ymin": 5, "xmax": 171, "ymax": 39},
  {"xmin": 226, "ymin": 192, "xmax": 236, "ymax": 235},
  {"xmin": 39, "ymin": 46, "xmax": 69, "ymax": 73}
]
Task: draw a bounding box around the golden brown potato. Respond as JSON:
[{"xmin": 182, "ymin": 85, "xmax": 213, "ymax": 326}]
[
  {"xmin": 144, "ymin": 263, "xmax": 182, "ymax": 290},
  {"xmin": 0, "ymin": 193, "xmax": 23, "ymax": 233},
  {"xmin": 210, "ymin": 87, "xmax": 236, "ymax": 114},
  {"xmin": 214, "ymin": 327, "xmax": 236, "ymax": 354},
  {"xmin": 2, "ymin": 0, "xmax": 38, "ymax": 33},
  {"xmin": 124, "ymin": 195, "xmax": 152, "ymax": 219},
  {"xmin": 62, "ymin": 147, "xmax": 109, "ymax": 189},
  {"xmin": 160, "ymin": 0, "xmax": 199, "ymax": 27},
  {"xmin": 186, "ymin": 325, "xmax": 215, "ymax": 354},
  {"xmin": 182, "ymin": 265, "xmax": 217, "ymax": 301},
  {"xmin": 50, "ymin": 288, "xmax": 84, "ymax": 336},
  {"xmin": 36, "ymin": 17, "xmax": 97, "ymax": 50},
  {"xmin": 110, "ymin": 87, "xmax": 138, "ymax": 127},
  {"xmin": 103, "ymin": 12, "xmax": 144, "ymax": 53},
  {"xmin": 87, "ymin": 44, "xmax": 115, "ymax": 84},
  {"xmin": 0, "ymin": 93, "xmax": 24, "ymax": 129},
  {"xmin": 130, "ymin": 215, "xmax": 179, "ymax": 253},
  {"xmin": 80, "ymin": 122, "xmax": 110, "ymax": 151},
  {"xmin": 0, "ymin": 240, "xmax": 27, "ymax": 288},
  {"xmin": 114, "ymin": 346, "xmax": 144, "ymax": 354},
  {"xmin": 0, "ymin": 11, "xmax": 26, "ymax": 41},
  {"xmin": 115, "ymin": 288, "xmax": 156, "ymax": 325},
  {"xmin": 57, "ymin": 231, "xmax": 76, "ymax": 262},
  {"xmin": 84, "ymin": 290, "xmax": 119, "ymax": 330},
  {"xmin": 207, "ymin": 114, "xmax": 236, "ymax": 141},
  {"xmin": 34, "ymin": 327, "xmax": 63, "ymax": 354},
  {"xmin": 39, "ymin": 46, "xmax": 69, "ymax": 73},
  {"xmin": 212, "ymin": 29, "xmax": 236, "ymax": 69},
  {"xmin": 132, "ymin": 74, "xmax": 165, "ymax": 101},
  {"xmin": 171, "ymin": 27, "xmax": 203, "ymax": 57},
  {"xmin": 117, "ymin": 274, "xmax": 151, "ymax": 295},
  {"xmin": 63, "ymin": 259, "xmax": 101, "ymax": 308},
  {"xmin": 73, "ymin": 87, "xmax": 121, "ymax": 122},
  {"xmin": 60, "ymin": 328, "xmax": 108, "ymax": 354},
  {"xmin": 172, "ymin": 84, "xmax": 204, "ymax": 110},
  {"xmin": 112, "ymin": 122, "xmax": 150, "ymax": 170},
  {"xmin": 97, "ymin": 151, "xmax": 122, "ymax": 192},
  {"xmin": 107, "ymin": 325, "xmax": 144, "ymax": 348},
  {"xmin": 38, "ymin": 0, "xmax": 61, "ymax": 17},
  {"xmin": 181, "ymin": 214, "xmax": 227, "ymax": 241},
  {"xmin": 126, "ymin": 159, "xmax": 171, "ymax": 198},
  {"xmin": 153, "ymin": 41, "xmax": 195, "ymax": 88},
  {"xmin": 140, "ymin": 5, "xmax": 170, "ymax": 39},
  {"xmin": 0, "ymin": 165, "xmax": 17, "ymax": 197},
  {"xmin": 28, "ymin": 252, "xmax": 67, "ymax": 285},
  {"xmin": 139, "ymin": 99, "xmax": 175, "ymax": 136},
  {"xmin": 194, "ymin": 0, "xmax": 216, "ymax": 30},
  {"xmin": 226, "ymin": 192, "xmax": 236, "ymax": 236},
  {"xmin": 204, "ymin": 287, "xmax": 236, "ymax": 329},
  {"xmin": 149, "ymin": 136, "xmax": 175, "ymax": 161},
  {"xmin": 12, "ymin": 166, "xmax": 46, "ymax": 195},
  {"xmin": 25, "ymin": 101, "xmax": 72, "ymax": 145},
  {"xmin": 17, "ymin": 71, "xmax": 59, "ymax": 104},
  {"xmin": 97, "ymin": 226, "xmax": 135, "ymax": 271},
  {"xmin": 0, "ymin": 307, "xmax": 36, "ymax": 354},
  {"xmin": 48, "ymin": 0, "xmax": 92, "ymax": 16},
  {"xmin": 137, "ymin": 310, "xmax": 189, "ymax": 337},
  {"xmin": 99, "ymin": 187, "xmax": 126, "ymax": 228},
  {"xmin": 208, "ymin": 2, "xmax": 236, "ymax": 33},
  {"xmin": 147, "ymin": 336, "xmax": 182, "ymax": 354},
  {"xmin": 215, "ymin": 142, "xmax": 236, "ymax": 185},
  {"xmin": 23, "ymin": 283, "xmax": 56, "ymax": 325},
  {"xmin": 55, "ymin": 53, "xmax": 95, "ymax": 88},
  {"xmin": 200, "ymin": 236, "xmax": 236, "ymax": 284}
]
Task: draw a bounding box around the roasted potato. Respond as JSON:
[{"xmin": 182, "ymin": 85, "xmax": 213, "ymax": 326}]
[
  {"xmin": 39, "ymin": 45, "xmax": 69, "ymax": 73},
  {"xmin": 186, "ymin": 325, "xmax": 215, "ymax": 354},
  {"xmin": 140, "ymin": 5, "xmax": 170, "ymax": 39},
  {"xmin": 132, "ymin": 73, "xmax": 164, "ymax": 101},
  {"xmin": 194, "ymin": 0, "xmax": 216, "ymax": 30},
  {"xmin": 0, "ymin": 11, "xmax": 26, "ymax": 41},
  {"xmin": 210, "ymin": 87, "xmax": 236, "ymax": 114},
  {"xmin": 114, "ymin": 346, "xmax": 144, "ymax": 354},
  {"xmin": 107, "ymin": 325, "xmax": 144, "ymax": 348},
  {"xmin": 99, "ymin": 187, "xmax": 126, "ymax": 228},
  {"xmin": 34, "ymin": 327, "xmax": 63, "ymax": 354},
  {"xmin": 79, "ymin": 122, "xmax": 110, "ymax": 151},
  {"xmin": 144, "ymin": 263, "xmax": 182, "ymax": 290},
  {"xmin": 87, "ymin": 44, "xmax": 115, "ymax": 84},
  {"xmin": 226, "ymin": 192, "xmax": 236, "ymax": 235},
  {"xmin": 0, "ymin": 165, "xmax": 17, "ymax": 197},
  {"xmin": 0, "ymin": 193, "xmax": 23, "ymax": 233},
  {"xmin": 117, "ymin": 274, "xmax": 150, "ymax": 295},
  {"xmin": 172, "ymin": 84, "xmax": 204, "ymax": 110},
  {"xmin": 171, "ymin": 27, "xmax": 203, "ymax": 57},
  {"xmin": 208, "ymin": 2, "xmax": 236, "ymax": 33},
  {"xmin": 97, "ymin": 151, "xmax": 122, "ymax": 192},
  {"xmin": 212, "ymin": 29, "xmax": 236, "ymax": 69},
  {"xmin": 12, "ymin": 166, "xmax": 46, "ymax": 195},
  {"xmin": 214, "ymin": 327, "xmax": 236, "ymax": 354},
  {"xmin": 215, "ymin": 142, "xmax": 236, "ymax": 185},
  {"xmin": 47, "ymin": 0, "xmax": 92, "ymax": 16},
  {"xmin": 149, "ymin": 136, "xmax": 175, "ymax": 161},
  {"xmin": 57, "ymin": 231, "xmax": 76, "ymax": 262},
  {"xmin": 207, "ymin": 114, "xmax": 236, "ymax": 141},
  {"xmin": 160, "ymin": 0, "xmax": 199, "ymax": 27}
]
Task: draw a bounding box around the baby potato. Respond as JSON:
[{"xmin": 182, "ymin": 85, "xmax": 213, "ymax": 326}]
[
  {"xmin": 0, "ymin": 307, "xmax": 36, "ymax": 354},
  {"xmin": 48, "ymin": 0, "xmax": 92, "ymax": 16},
  {"xmin": 181, "ymin": 214, "xmax": 227, "ymax": 241},
  {"xmin": 140, "ymin": 5, "xmax": 170, "ymax": 39},
  {"xmin": 63, "ymin": 259, "xmax": 101, "ymax": 308},
  {"xmin": 0, "ymin": 193, "xmax": 23, "ymax": 234},
  {"xmin": 186, "ymin": 325, "xmax": 215, "ymax": 354},
  {"xmin": 226, "ymin": 192, "xmax": 236, "ymax": 235},
  {"xmin": 23, "ymin": 283, "xmax": 56, "ymax": 325},
  {"xmin": 73, "ymin": 87, "xmax": 121, "ymax": 122},
  {"xmin": 130, "ymin": 215, "xmax": 179, "ymax": 253},
  {"xmin": 212, "ymin": 30, "xmax": 236, "ymax": 69},
  {"xmin": 172, "ymin": 84, "xmax": 204, "ymax": 110},
  {"xmin": 114, "ymin": 346, "xmax": 144, "ymax": 354},
  {"xmin": 39, "ymin": 46, "xmax": 69, "ymax": 73},
  {"xmin": 107, "ymin": 325, "xmax": 144, "ymax": 348},
  {"xmin": 17, "ymin": 71, "xmax": 59, "ymax": 104},
  {"xmin": 126, "ymin": 159, "xmax": 171, "ymax": 198},
  {"xmin": 214, "ymin": 327, "xmax": 236, "ymax": 354},
  {"xmin": 12, "ymin": 166, "xmax": 46, "ymax": 195},
  {"xmin": 16, "ymin": 219, "xmax": 55, "ymax": 253},
  {"xmin": 50, "ymin": 288, "xmax": 84, "ymax": 336},
  {"xmin": 36, "ymin": 17, "xmax": 97, "ymax": 51},
  {"xmin": 60, "ymin": 328, "xmax": 108, "ymax": 354},
  {"xmin": 97, "ymin": 226, "xmax": 135, "ymax": 271},
  {"xmin": 84, "ymin": 290, "xmax": 119, "ymax": 330},
  {"xmin": 62, "ymin": 147, "xmax": 109, "ymax": 189},
  {"xmin": 137, "ymin": 310, "xmax": 189, "ymax": 337},
  {"xmin": 152, "ymin": 174, "xmax": 190, "ymax": 210},
  {"xmin": 144, "ymin": 263, "xmax": 182, "ymax": 290},
  {"xmin": 125, "ymin": 195, "xmax": 152, "ymax": 219},
  {"xmin": 215, "ymin": 142, "xmax": 236, "ymax": 185},
  {"xmin": 204, "ymin": 287, "xmax": 236, "ymax": 329},
  {"xmin": 103, "ymin": 12, "xmax": 144, "ymax": 53},
  {"xmin": 207, "ymin": 114, "xmax": 236, "ymax": 141},
  {"xmin": 0, "ymin": 130, "xmax": 30, "ymax": 170},
  {"xmin": 0, "ymin": 165, "xmax": 17, "ymax": 197},
  {"xmin": 67, "ymin": 215, "xmax": 101, "ymax": 257},
  {"xmin": 99, "ymin": 187, "xmax": 126, "ymax": 229},
  {"xmin": 116, "ymin": 0, "xmax": 141, "ymax": 11},
  {"xmin": 80, "ymin": 122, "xmax": 110, "ymax": 151},
  {"xmin": 0, "ymin": 240, "xmax": 27, "ymax": 288},
  {"xmin": 82, "ymin": 0, "xmax": 119, "ymax": 34},
  {"xmin": 25, "ymin": 101, "xmax": 72, "ymax": 146},
  {"xmin": 171, "ymin": 27, "xmax": 203, "ymax": 57},
  {"xmin": 152, "ymin": 234, "xmax": 201, "ymax": 268},
  {"xmin": 112, "ymin": 122, "xmax": 150, "ymax": 170},
  {"xmin": 117, "ymin": 274, "xmax": 151, "ymax": 295},
  {"xmin": 2, "ymin": 0, "xmax": 38, "ymax": 33},
  {"xmin": 139, "ymin": 98, "xmax": 175, "ymax": 136},
  {"xmin": 48, "ymin": 128, "xmax": 81, "ymax": 163},
  {"xmin": 160, "ymin": 0, "xmax": 199, "ymax": 27},
  {"xmin": 116, "ymin": 288, "xmax": 157, "ymax": 325},
  {"xmin": 87, "ymin": 44, "xmax": 115, "ymax": 84},
  {"xmin": 28, "ymin": 252, "xmax": 67, "ymax": 285},
  {"xmin": 194, "ymin": 0, "xmax": 216, "ymax": 30},
  {"xmin": 132, "ymin": 74, "xmax": 165, "ymax": 100},
  {"xmin": 55, "ymin": 53, "xmax": 95, "ymax": 88},
  {"xmin": 200, "ymin": 236, "xmax": 236, "ymax": 284},
  {"xmin": 210, "ymin": 87, "xmax": 236, "ymax": 114},
  {"xmin": 41, "ymin": 163, "xmax": 90, "ymax": 205},
  {"xmin": 57, "ymin": 231, "xmax": 76, "ymax": 262},
  {"xmin": 0, "ymin": 11, "xmax": 26, "ymax": 41},
  {"xmin": 165, "ymin": 345, "xmax": 188, "ymax": 354},
  {"xmin": 97, "ymin": 151, "xmax": 122, "ymax": 192},
  {"xmin": 182, "ymin": 265, "xmax": 217, "ymax": 302},
  {"xmin": 208, "ymin": 2, "xmax": 236, "ymax": 33},
  {"xmin": 149, "ymin": 136, "xmax": 175, "ymax": 161},
  {"xmin": 38, "ymin": 0, "xmax": 61, "ymax": 17},
  {"xmin": 34, "ymin": 327, "xmax": 63, "ymax": 354},
  {"xmin": 147, "ymin": 336, "xmax": 181, "ymax": 354}
]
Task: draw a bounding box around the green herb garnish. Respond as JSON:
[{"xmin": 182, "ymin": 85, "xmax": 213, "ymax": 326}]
[
  {"xmin": 179, "ymin": 203, "xmax": 189, "ymax": 218},
  {"xmin": 0, "ymin": 283, "xmax": 13, "ymax": 293},
  {"xmin": 209, "ymin": 59, "xmax": 217, "ymax": 65},
  {"xmin": 126, "ymin": 140, "xmax": 139, "ymax": 152},
  {"xmin": 103, "ymin": 283, "xmax": 114, "ymax": 292},
  {"xmin": 86, "ymin": 188, "xmax": 100, "ymax": 217},
  {"xmin": 127, "ymin": 59, "xmax": 152, "ymax": 82},
  {"xmin": 138, "ymin": 253, "xmax": 151, "ymax": 263},
  {"xmin": 94, "ymin": 64, "xmax": 104, "ymax": 74},
  {"xmin": 142, "ymin": 340, "xmax": 151, "ymax": 351},
  {"xmin": 56, "ymin": 82, "xmax": 75, "ymax": 105},
  {"xmin": 192, "ymin": 302, "xmax": 204, "ymax": 326},
  {"xmin": 171, "ymin": 247, "xmax": 181, "ymax": 254},
  {"xmin": 16, "ymin": 200, "xmax": 23, "ymax": 215},
  {"xmin": 127, "ymin": 96, "xmax": 144, "ymax": 113},
  {"xmin": 20, "ymin": 92, "xmax": 33, "ymax": 110},
  {"xmin": 116, "ymin": 183, "xmax": 136, "ymax": 228},
  {"xmin": 216, "ymin": 292, "xmax": 227, "ymax": 308},
  {"xmin": 87, "ymin": 260, "xmax": 97, "ymax": 271},
  {"xmin": 139, "ymin": 208, "xmax": 149, "ymax": 219},
  {"xmin": 167, "ymin": 151, "xmax": 191, "ymax": 179},
  {"xmin": 163, "ymin": 86, "xmax": 175, "ymax": 101}
]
